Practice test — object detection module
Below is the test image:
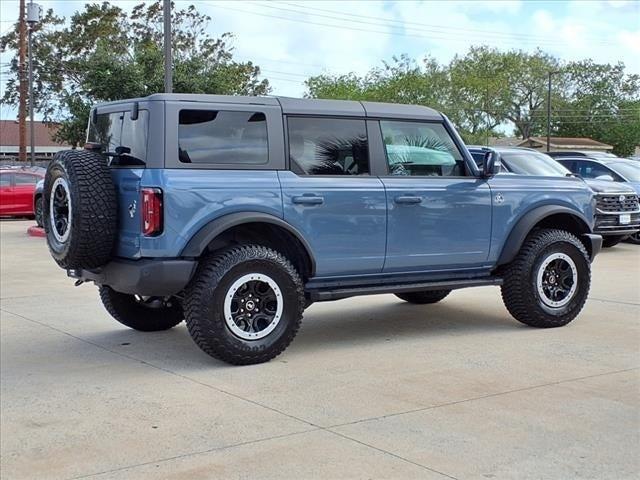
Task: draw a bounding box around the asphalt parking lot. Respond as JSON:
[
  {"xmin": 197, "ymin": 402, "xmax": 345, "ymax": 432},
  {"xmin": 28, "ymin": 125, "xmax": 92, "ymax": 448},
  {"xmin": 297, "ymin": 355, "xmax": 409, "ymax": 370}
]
[{"xmin": 1, "ymin": 219, "xmax": 638, "ymax": 480}]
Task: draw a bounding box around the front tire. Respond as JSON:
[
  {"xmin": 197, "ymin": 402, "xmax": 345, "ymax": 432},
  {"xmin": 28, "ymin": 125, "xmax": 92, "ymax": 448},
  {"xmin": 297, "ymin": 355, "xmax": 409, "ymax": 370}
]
[
  {"xmin": 500, "ymin": 229, "xmax": 590, "ymax": 328},
  {"xmin": 34, "ymin": 196, "xmax": 43, "ymax": 227},
  {"xmin": 184, "ymin": 245, "xmax": 304, "ymax": 365},
  {"xmin": 99, "ymin": 286, "xmax": 184, "ymax": 331},
  {"xmin": 395, "ymin": 290, "xmax": 451, "ymax": 304}
]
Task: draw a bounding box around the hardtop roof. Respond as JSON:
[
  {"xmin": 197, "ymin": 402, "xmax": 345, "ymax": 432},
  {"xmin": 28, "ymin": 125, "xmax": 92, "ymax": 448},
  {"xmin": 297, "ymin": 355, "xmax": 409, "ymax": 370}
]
[{"xmin": 94, "ymin": 94, "xmax": 443, "ymax": 120}]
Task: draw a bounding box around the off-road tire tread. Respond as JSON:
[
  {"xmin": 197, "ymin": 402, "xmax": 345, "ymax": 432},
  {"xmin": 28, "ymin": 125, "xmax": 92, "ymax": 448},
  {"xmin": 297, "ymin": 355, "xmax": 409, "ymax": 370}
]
[
  {"xmin": 395, "ymin": 290, "xmax": 451, "ymax": 304},
  {"xmin": 99, "ymin": 286, "xmax": 183, "ymax": 331},
  {"xmin": 500, "ymin": 228, "xmax": 590, "ymax": 328},
  {"xmin": 44, "ymin": 150, "xmax": 117, "ymax": 269},
  {"xmin": 184, "ymin": 245, "xmax": 304, "ymax": 365}
]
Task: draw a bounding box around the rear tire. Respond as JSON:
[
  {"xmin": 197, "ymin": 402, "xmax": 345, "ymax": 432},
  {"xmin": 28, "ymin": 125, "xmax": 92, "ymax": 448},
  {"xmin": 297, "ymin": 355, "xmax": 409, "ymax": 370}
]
[
  {"xmin": 602, "ymin": 235, "xmax": 627, "ymax": 248},
  {"xmin": 43, "ymin": 150, "xmax": 117, "ymax": 269},
  {"xmin": 99, "ymin": 286, "xmax": 184, "ymax": 332},
  {"xmin": 500, "ymin": 229, "xmax": 590, "ymax": 328},
  {"xmin": 184, "ymin": 245, "xmax": 304, "ymax": 365},
  {"xmin": 395, "ymin": 290, "xmax": 451, "ymax": 304}
]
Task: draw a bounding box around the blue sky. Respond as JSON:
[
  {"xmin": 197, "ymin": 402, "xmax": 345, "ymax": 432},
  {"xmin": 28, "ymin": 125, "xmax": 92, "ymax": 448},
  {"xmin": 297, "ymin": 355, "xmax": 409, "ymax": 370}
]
[{"xmin": 1, "ymin": 0, "xmax": 639, "ymax": 120}]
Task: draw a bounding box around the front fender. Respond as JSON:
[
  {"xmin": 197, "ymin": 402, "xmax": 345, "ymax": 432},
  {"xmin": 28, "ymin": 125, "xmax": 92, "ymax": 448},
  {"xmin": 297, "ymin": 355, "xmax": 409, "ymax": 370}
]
[{"xmin": 497, "ymin": 205, "xmax": 592, "ymax": 266}]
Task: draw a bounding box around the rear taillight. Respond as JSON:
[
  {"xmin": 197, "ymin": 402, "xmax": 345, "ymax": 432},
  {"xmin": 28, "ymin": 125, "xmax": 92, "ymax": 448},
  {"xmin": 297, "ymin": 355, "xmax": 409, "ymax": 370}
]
[{"xmin": 141, "ymin": 188, "xmax": 163, "ymax": 236}]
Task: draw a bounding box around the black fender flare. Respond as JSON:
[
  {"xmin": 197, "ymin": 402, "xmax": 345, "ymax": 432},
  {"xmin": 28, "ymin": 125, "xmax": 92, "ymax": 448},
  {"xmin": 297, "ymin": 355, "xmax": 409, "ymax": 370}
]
[
  {"xmin": 181, "ymin": 212, "xmax": 317, "ymax": 275},
  {"xmin": 497, "ymin": 205, "xmax": 592, "ymax": 266}
]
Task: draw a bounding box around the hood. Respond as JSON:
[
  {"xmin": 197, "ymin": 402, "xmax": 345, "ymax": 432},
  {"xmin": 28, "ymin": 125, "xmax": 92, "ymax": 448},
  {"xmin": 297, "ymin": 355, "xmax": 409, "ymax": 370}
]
[
  {"xmin": 626, "ymin": 182, "xmax": 640, "ymax": 195},
  {"xmin": 583, "ymin": 178, "xmax": 636, "ymax": 194}
]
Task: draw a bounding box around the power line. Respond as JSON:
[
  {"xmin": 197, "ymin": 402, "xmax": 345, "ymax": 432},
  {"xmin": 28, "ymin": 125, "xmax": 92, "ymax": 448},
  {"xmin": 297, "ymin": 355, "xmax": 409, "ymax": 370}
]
[
  {"xmin": 264, "ymin": 1, "xmax": 613, "ymax": 46},
  {"xmin": 279, "ymin": 1, "xmax": 616, "ymax": 44},
  {"xmin": 208, "ymin": 1, "xmax": 616, "ymax": 48}
]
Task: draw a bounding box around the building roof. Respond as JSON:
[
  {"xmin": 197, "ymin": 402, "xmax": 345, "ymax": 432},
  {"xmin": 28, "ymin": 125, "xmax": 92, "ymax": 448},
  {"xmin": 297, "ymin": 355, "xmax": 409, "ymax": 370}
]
[
  {"xmin": 0, "ymin": 120, "xmax": 71, "ymax": 153},
  {"xmin": 519, "ymin": 136, "xmax": 613, "ymax": 150},
  {"xmin": 489, "ymin": 136, "xmax": 522, "ymax": 147}
]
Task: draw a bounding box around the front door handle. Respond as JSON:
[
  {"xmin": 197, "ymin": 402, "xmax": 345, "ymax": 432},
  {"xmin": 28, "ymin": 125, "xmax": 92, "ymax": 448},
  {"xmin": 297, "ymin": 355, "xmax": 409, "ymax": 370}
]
[
  {"xmin": 394, "ymin": 195, "xmax": 422, "ymax": 205},
  {"xmin": 292, "ymin": 195, "xmax": 324, "ymax": 205}
]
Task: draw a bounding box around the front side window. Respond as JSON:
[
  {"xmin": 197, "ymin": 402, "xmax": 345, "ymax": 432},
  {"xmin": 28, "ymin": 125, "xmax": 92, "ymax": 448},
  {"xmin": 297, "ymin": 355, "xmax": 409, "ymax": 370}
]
[
  {"xmin": 575, "ymin": 161, "xmax": 621, "ymax": 181},
  {"xmin": 0, "ymin": 173, "xmax": 11, "ymax": 187},
  {"xmin": 14, "ymin": 173, "xmax": 39, "ymax": 185},
  {"xmin": 178, "ymin": 110, "xmax": 268, "ymax": 165},
  {"xmin": 287, "ymin": 117, "xmax": 369, "ymax": 175},
  {"xmin": 380, "ymin": 121, "xmax": 464, "ymax": 176}
]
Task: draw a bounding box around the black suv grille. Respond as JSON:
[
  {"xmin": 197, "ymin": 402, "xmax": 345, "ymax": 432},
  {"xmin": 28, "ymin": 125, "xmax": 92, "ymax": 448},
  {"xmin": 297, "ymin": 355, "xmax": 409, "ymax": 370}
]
[{"xmin": 596, "ymin": 194, "xmax": 640, "ymax": 213}]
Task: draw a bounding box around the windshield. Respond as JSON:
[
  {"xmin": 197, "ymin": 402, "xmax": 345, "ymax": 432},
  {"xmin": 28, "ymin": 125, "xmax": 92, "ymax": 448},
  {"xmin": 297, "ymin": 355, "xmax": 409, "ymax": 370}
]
[
  {"xmin": 500, "ymin": 151, "xmax": 571, "ymax": 176},
  {"xmin": 608, "ymin": 162, "xmax": 640, "ymax": 182}
]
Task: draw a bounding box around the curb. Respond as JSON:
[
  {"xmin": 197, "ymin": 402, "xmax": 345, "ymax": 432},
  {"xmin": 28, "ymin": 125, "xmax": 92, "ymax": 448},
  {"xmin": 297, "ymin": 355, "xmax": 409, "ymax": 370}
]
[{"xmin": 27, "ymin": 226, "xmax": 46, "ymax": 238}]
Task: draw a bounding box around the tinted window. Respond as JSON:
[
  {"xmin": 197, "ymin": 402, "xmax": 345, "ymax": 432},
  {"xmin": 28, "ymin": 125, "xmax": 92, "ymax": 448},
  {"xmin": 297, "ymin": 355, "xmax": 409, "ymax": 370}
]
[
  {"xmin": 178, "ymin": 110, "xmax": 268, "ymax": 165},
  {"xmin": 15, "ymin": 173, "xmax": 38, "ymax": 185},
  {"xmin": 380, "ymin": 121, "xmax": 464, "ymax": 176},
  {"xmin": 574, "ymin": 161, "xmax": 621, "ymax": 181},
  {"xmin": 0, "ymin": 173, "xmax": 10, "ymax": 187},
  {"xmin": 88, "ymin": 112, "xmax": 123, "ymax": 152},
  {"xmin": 120, "ymin": 110, "xmax": 149, "ymax": 162},
  {"xmin": 500, "ymin": 151, "xmax": 570, "ymax": 176},
  {"xmin": 287, "ymin": 117, "xmax": 368, "ymax": 175}
]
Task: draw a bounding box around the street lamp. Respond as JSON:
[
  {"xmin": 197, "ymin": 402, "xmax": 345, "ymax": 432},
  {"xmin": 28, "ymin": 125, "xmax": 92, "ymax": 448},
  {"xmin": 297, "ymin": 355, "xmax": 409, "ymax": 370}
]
[
  {"xmin": 26, "ymin": 1, "xmax": 40, "ymax": 167},
  {"xmin": 546, "ymin": 70, "xmax": 560, "ymax": 153}
]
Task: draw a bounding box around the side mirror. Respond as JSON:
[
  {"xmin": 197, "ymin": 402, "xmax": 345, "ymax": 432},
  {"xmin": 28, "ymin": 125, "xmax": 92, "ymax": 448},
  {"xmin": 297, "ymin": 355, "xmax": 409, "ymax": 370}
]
[
  {"xmin": 482, "ymin": 151, "xmax": 500, "ymax": 177},
  {"xmin": 595, "ymin": 174, "xmax": 615, "ymax": 182}
]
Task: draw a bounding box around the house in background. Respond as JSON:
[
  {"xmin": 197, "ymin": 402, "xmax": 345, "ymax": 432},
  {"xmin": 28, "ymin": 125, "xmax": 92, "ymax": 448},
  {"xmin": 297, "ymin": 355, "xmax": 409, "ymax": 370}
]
[
  {"xmin": 517, "ymin": 136, "xmax": 613, "ymax": 153},
  {"xmin": 0, "ymin": 120, "xmax": 71, "ymax": 161}
]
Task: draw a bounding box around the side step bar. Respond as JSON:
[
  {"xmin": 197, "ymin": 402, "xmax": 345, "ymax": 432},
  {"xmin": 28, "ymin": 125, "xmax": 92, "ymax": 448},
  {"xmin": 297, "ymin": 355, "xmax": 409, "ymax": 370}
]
[{"xmin": 307, "ymin": 277, "xmax": 503, "ymax": 302}]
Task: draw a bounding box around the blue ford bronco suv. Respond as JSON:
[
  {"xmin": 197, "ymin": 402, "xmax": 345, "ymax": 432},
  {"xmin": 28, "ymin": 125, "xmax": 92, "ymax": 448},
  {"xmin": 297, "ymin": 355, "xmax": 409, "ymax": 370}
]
[{"xmin": 43, "ymin": 94, "xmax": 602, "ymax": 365}]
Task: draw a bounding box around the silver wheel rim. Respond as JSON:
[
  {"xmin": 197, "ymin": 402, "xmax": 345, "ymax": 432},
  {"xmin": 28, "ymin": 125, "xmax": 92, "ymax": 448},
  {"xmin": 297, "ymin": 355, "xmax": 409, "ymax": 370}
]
[
  {"xmin": 223, "ymin": 273, "xmax": 283, "ymax": 341},
  {"xmin": 536, "ymin": 252, "xmax": 578, "ymax": 308},
  {"xmin": 50, "ymin": 177, "xmax": 72, "ymax": 243}
]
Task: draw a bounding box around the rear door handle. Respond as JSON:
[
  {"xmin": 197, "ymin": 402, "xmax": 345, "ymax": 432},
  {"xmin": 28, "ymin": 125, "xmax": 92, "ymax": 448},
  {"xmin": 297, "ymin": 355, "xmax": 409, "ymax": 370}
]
[
  {"xmin": 394, "ymin": 195, "xmax": 422, "ymax": 205},
  {"xmin": 292, "ymin": 195, "xmax": 324, "ymax": 205}
]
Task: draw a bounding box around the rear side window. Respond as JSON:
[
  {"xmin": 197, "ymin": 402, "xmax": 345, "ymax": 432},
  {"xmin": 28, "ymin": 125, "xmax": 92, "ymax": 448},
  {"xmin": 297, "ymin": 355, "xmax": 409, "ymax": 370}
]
[
  {"xmin": 287, "ymin": 117, "xmax": 369, "ymax": 175},
  {"xmin": 0, "ymin": 173, "xmax": 11, "ymax": 187},
  {"xmin": 178, "ymin": 110, "xmax": 268, "ymax": 165},
  {"xmin": 15, "ymin": 173, "xmax": 39, "ymax": 185}
]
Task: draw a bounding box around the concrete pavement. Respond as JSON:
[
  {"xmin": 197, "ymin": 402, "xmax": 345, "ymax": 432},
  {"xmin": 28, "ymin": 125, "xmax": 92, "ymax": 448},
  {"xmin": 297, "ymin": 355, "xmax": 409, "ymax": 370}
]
[{"xmin": 1, "ymin": 220, "xmax": 638, "ymax": 479}]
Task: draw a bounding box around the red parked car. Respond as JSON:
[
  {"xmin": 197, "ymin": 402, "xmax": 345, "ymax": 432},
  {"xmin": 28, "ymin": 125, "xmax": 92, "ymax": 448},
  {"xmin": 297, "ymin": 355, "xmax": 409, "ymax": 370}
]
[{"xmin": 0, "ymin": 166, "xmax": 45, "ymax": 219}]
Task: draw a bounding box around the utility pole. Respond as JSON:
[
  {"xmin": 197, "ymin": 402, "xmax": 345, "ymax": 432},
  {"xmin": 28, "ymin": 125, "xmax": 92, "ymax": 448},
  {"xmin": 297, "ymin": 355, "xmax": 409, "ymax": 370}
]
[
  {"xmin": 546, "ymin": 70, "xmax": 559, "ymax": 153},
  {"xmin": 27, "ymin": 1, "xmax": 40, "ymax": 167},
  {"xmin": 163, "ymin": 0, "xmax": 172, "ymax": 93},
  {"xmin": 18, "ymin": 0, "xmax": 27, "ymax": 162}
]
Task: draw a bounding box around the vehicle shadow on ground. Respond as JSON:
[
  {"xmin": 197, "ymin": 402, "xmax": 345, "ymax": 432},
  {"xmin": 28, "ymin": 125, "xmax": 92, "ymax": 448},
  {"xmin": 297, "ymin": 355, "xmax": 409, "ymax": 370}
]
[
  {"xmin": 295, "ymin": 299, "xmax": 524, "ymax": 348},
  {"xmin": 77, "ymin": 299, "xmax": 525, "ymax": 368}
]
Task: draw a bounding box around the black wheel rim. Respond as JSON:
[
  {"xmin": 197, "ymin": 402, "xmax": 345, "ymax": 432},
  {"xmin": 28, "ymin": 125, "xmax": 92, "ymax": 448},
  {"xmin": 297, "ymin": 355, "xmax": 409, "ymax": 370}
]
[{"xmin": 224, "ymin": 273, "xmax": 283, "ymax": 340}]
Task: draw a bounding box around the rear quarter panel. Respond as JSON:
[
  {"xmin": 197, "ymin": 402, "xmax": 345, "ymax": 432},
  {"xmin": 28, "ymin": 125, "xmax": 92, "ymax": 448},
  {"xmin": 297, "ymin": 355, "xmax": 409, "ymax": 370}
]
[
  {"xmin": 487, "ymin": 175, "xmax": 595, "ymax": 263},
  {"xmin": 137, "ymin": 169, "xmax": 283, "ymax": 258}
]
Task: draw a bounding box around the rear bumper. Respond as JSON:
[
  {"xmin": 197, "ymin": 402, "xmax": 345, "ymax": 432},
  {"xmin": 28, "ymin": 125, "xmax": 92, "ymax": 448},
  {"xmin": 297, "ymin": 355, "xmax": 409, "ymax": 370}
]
[
  {"xmin": 582, "ymin": 233, "xmax": 603, "ymax": 262},
  {"xmin": 68, "ymin": 258, "xmax": 196, "ymax": 296}
]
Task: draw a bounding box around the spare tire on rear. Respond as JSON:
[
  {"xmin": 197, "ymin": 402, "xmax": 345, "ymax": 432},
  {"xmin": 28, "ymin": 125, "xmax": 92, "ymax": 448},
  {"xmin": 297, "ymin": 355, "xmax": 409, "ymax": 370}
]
[{"xmin": 43, "ymin": 149, "xmax": 117, "ymax": 269}]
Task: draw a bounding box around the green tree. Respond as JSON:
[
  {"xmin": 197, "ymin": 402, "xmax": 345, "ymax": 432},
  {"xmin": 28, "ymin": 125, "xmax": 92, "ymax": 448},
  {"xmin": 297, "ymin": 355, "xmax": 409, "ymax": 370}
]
[
  {"xmin": 551, "ymin": 61, "xmax": 640, "ymax": 156},
  {"xmin": 1, "ymin": 1, "xmax": 269, "ymax": 146}
]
